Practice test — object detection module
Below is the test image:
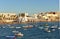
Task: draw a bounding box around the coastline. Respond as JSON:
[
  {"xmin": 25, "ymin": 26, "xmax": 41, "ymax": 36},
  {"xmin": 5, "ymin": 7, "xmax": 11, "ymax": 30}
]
[
  {"xmin": 0, "ymin": 20, "xmax": 59, "ymax": 24},
  {"xmin": 0, "ymin": 12, "xmax": 59, "ymax": 25}
]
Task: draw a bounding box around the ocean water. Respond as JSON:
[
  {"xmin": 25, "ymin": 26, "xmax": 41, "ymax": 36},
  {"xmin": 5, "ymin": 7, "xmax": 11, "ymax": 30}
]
[{"xmin": 0, "ymin": 22, "xmax": 60, "ymax": 39}]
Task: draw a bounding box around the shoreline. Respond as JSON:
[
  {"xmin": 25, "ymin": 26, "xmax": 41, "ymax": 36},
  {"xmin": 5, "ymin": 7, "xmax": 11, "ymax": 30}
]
[{"xmin": 0, "ymin": 21, "xmax": 59, "ymax": 24}]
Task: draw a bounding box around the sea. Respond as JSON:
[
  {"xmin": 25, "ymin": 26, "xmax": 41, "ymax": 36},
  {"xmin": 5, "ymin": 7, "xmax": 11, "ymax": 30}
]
[{"xmin": 0, "ymin": 22, "xmax": 60, "ymax": 39}]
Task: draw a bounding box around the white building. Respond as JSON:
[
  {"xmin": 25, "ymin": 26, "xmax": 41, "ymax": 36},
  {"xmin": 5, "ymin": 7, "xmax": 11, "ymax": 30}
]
[
  {"xmin": 18, "ymin": 16, "xmax": 28, "ymax": 23},
  {"xmin": 18, "ymin": 13, "xmax": 28, "ymax": 23},
  {"xmin": 33, "ymin": 14, "xmax": 38, "ymax": 19}
]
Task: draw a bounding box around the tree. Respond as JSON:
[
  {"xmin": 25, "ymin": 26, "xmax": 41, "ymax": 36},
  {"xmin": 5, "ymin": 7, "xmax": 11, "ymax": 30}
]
[{"xmin": 21, "ymin": 13, "xmax": 25, "ymax": 17}]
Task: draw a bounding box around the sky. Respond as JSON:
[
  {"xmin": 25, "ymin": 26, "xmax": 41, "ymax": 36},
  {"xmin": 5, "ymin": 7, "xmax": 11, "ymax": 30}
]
[
  {"xmin": 59, "ymin": 0, "xmax": 60, "ymax": 11},
  {"xmin": 0, "ymin": 0, "xmax": 59, "ymax": 14}
]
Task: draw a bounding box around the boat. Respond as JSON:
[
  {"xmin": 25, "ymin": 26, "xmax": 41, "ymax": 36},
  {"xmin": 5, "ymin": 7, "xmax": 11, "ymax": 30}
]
[
  {"xmin": 23, "ymin": 25, "xmax": 33, "ymax": 28},
  {"xmin": 51, "ymin": 25, "xmax": 58, "ymax": 29},
  {"xmin": 6, "ymin": 36, "xmax": 16, "ymax": 39},
  {"xmin": 47, "ymin": 30, "xmax": 51, "ymax": 32},
  {"xmin": 58, "ymin": 27, "xmax": 60, "ymax": 29},
  {"xmin": 15, "ymin": 32, "xmax": 23, "ymax": 37},
  {"xmin": 44, "ymin": 28, "xmax": 49, "ymax": 31},
  {"xmin": 6, "ymin": 36, "xmax": 15, "ymax": 37},
  {"xmin": 3, "ymin": 27, "xmax": 5, "ymax": 28},
  {"xmin": 38, "ymin": 27, "xmax": 44, "ymax": 29},
  {"xmin": 52, "ymin": 29, "xmax": 55, "ymax": 31},
  {"xmin": 12, "ymin": 30, "xmax": 19, "ymax": 33},
  {"xmin": 9, "ymin": 26, "xmax": 15, "ymax": 28},
  {"xmin": 15, "ymin": 27, "xmax": 21, "ymax": 29},
  {"xmin": 7, "ymin": 24, "xmax": 11, "ymax": 26}
]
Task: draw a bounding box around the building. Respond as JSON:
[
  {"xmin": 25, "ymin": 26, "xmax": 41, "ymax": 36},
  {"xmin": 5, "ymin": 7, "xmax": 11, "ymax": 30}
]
[
  {"xmin": 45, "ymin": 12, "xmax": 59, "ymax": 21},
  {"xmin": 33, "ymin": 14, "xmax": 38, "ymax": 19},
  {"xmin": 0, "ymin": 13, "xmax": 17, "ymax": 23},
  {"xmin": 18, "ymin": 13, "xmax": 28, "ymax": 23}
]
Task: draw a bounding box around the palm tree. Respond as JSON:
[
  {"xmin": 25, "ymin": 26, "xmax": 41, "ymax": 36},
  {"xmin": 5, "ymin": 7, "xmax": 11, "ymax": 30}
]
[{"xmin": 21, "ymin": 13, "xmax": 25, "ymax": 17}]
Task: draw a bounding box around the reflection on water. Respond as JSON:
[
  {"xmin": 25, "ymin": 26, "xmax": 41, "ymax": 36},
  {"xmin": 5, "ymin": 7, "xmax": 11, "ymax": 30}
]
[{"xmin": 0, "ymin": 22, "xmax": 60, "ymax": 39}]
